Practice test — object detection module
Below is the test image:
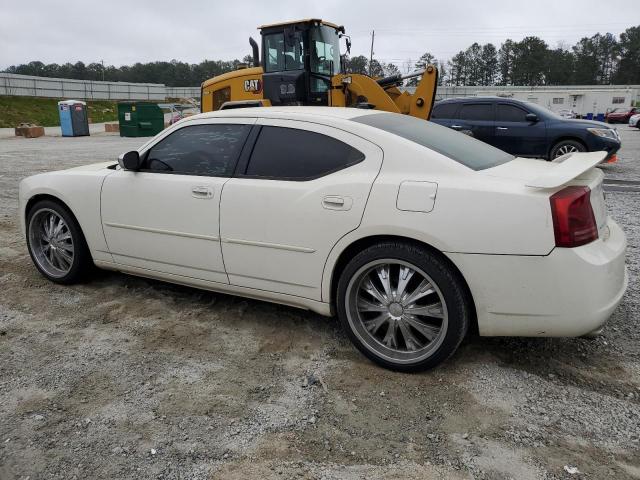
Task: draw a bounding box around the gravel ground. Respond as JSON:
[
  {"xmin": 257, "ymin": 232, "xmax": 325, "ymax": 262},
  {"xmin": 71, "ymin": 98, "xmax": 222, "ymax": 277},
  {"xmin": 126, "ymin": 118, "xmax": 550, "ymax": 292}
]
[{"xmin": 0, "ymin": 128, "xmax": 639, "ymax": 480}]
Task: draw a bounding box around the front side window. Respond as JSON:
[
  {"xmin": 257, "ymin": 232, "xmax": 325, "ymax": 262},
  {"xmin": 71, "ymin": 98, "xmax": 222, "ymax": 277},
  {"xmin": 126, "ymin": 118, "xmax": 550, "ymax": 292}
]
[
  {"xmin": 458, "ymin": 103, "xmax": 494, "ymax": 121},
  {"xmin": 310, "ymin": 25, "xmax": 340, "ymax": 75},
  {"xmin": 245, "ymin": 126, "xmax": 364, "ymax": 180},
  {"xmin": 497, "ymin": 104, "xmax": 528, "ymax": 122},
  {"xmin": 264, "ymin": 32, "xmax": 304, "ymax": 72},
  {"xmin": 144, "ymin": 124, "xmax": 251, "ymax": 176},
  {"xmin": 353, "ymin": 113, "xmax": 513, "ymax": 171}
]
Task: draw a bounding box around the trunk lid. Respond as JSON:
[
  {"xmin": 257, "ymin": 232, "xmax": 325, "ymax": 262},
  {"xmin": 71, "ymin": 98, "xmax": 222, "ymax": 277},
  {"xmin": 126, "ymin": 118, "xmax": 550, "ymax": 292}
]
[{"xmin": 481, "ymin": 151, "xmax": 608, "ymax": 241}]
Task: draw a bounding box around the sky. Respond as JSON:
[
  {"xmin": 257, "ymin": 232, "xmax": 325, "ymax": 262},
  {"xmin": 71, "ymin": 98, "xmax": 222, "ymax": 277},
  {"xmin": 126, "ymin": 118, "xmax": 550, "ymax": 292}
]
[{"xmin": 1, "ymin": 0, "xmax": 639, "ymax": 72}]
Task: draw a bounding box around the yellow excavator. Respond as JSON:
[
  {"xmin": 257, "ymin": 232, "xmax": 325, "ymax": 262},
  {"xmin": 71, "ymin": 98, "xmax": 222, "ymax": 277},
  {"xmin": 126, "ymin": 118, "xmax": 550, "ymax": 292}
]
[{"xmin": 200, "ymin": 19, "xmax": 438, "ymax": 119}]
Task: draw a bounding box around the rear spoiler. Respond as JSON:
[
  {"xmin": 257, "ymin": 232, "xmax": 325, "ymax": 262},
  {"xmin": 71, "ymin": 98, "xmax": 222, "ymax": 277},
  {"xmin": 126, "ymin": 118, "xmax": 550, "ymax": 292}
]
[{"xmin": 525, "ymin": 151, "xmax": 607, "ymax": 189}]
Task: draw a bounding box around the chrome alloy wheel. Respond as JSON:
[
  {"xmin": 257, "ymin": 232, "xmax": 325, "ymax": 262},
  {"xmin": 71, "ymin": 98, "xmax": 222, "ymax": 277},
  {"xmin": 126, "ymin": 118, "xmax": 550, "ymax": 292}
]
[
  {"xmin": 28, "ymin": 208, "xmax": 75, "ymax": 278},
  {"xmin": 345, "ymin": 260, "xmax": 449, "ymax": 364},
  {"xmin": 555, "ymin": 144, "xmax": 579, "ymax": 157}
]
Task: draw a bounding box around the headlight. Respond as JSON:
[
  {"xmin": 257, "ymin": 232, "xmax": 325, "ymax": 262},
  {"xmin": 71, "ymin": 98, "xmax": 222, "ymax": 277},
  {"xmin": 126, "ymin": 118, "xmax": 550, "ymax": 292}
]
[{"xmin": 587, "ymin": 128, "xmax": 618, "ymax": 140}]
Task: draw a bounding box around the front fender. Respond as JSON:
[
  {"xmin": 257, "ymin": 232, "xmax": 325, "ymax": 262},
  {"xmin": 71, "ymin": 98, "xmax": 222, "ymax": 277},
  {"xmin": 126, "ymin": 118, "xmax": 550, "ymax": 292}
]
[{"xmin": 19, "ymin": 170, "xmax": 114, "ymax": 263}]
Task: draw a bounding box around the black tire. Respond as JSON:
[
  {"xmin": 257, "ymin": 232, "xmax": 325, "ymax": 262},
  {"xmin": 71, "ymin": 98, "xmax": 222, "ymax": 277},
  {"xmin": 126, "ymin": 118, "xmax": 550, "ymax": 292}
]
[
  {"xmin": 549, "ymin": 139, "xmax": 586, "ymax": 160},
  {"xmin": 336, "ymin": 241, "xmax": 471, "ymax": 372},
  {"xmin": 26, "ymin": 199, "xmax": 92, "ymax": 284}
]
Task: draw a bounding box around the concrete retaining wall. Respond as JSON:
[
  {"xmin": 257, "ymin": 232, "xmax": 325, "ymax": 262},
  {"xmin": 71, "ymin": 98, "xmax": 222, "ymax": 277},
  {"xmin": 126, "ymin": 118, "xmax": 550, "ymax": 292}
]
[{"xmin": 0, "ymin": 73, "xmax": 178, "ymax": 101}]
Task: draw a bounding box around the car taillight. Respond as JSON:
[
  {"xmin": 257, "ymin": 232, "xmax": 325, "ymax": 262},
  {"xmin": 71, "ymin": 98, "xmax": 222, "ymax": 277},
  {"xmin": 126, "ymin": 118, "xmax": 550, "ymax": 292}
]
[{"xmin": 550, "ymin": 186, "xmax": 598, "ymax": 248}]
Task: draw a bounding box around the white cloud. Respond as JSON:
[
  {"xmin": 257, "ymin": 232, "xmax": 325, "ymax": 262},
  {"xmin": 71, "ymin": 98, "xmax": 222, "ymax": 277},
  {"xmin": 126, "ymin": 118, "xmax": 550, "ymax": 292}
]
[{"xmin": 1, "ymin": 0, "xmax": 639, "ymax": 72}]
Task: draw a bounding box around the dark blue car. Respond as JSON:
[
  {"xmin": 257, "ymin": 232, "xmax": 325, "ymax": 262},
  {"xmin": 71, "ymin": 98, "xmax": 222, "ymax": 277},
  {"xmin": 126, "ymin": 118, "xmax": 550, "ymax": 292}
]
[{"xmin": 430, "ymin": 97, "xmax": 621, "ymax": 160}]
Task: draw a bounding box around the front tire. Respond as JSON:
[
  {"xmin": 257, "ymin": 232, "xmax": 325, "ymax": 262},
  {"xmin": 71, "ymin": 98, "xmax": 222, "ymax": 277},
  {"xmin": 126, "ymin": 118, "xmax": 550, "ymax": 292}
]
[
  {"xmin": 26, "ymin": 199, "xmax": 92, "ymax": 284},
  {"xmin": 336, "ymin": 242, "xmax": 471, "ymax": 372},
  {"xmin": 549, "ymin": 139, "xmax": 586, "ymax": 160}
]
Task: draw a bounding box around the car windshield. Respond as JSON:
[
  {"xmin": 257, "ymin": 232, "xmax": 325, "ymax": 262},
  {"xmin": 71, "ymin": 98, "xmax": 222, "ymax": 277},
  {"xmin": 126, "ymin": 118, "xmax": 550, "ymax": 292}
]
[
  {"xmin": 310, "ymin": 25, "xmax": 340, "ymax": 75},
  {"xmin": 353, "ymin": 113, "xmax": 514, "ymax": 171},
  {"xmin": 519, "ymin": 101, "xmax": 565, "ymax": 120}
]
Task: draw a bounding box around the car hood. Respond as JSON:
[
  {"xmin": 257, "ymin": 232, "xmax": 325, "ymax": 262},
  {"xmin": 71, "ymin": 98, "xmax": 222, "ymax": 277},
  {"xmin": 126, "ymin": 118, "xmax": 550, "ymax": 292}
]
[
  {"xmin": 555, "ymin": 119, "xmax": 612, "ymax": 129},
  {"xmin": 63, "ymin": 161, "xmax": 117, "ymax": 172},
  {"xmin": 22, "ymin": 161, "xmax": 116, "ymax": 184}
]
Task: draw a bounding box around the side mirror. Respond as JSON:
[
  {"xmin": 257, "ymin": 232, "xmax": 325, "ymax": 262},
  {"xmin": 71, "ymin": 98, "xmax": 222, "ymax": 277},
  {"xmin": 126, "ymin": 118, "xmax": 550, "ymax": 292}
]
[
  {"xmin": 118, "ymin": 150, "xmax": 141, "ymax": 171},
  {"xmin": 525, "ymin": 113, "xmax": 539, "ymax": 123}
]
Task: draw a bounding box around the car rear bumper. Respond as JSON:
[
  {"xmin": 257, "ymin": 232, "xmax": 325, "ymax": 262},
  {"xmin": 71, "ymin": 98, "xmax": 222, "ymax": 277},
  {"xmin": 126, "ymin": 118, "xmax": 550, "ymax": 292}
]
[{"xmin": 446, "ymin": 217, "xmax": 627, "ymax": 337}]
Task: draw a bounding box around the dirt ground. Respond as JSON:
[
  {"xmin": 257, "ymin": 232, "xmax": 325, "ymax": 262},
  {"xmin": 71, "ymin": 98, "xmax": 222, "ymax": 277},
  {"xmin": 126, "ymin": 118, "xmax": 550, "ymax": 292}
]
[{"xmin": 1, "ymin": 127, "xmax": 639, "ymax": 480}]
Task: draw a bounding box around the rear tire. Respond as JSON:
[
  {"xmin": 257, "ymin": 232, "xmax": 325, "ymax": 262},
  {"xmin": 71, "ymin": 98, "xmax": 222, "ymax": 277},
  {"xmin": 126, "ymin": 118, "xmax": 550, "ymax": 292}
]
[
  {"xmin": 336, "ymin": 242, "xmax": 471, "ymax": 372},
  {"xmin": 26, "ymin": 199, "xmax": 92, "ymax": 284},
  {"xmin": 549, "ymin": 139, "xmax": 586, "ymax": 160}
]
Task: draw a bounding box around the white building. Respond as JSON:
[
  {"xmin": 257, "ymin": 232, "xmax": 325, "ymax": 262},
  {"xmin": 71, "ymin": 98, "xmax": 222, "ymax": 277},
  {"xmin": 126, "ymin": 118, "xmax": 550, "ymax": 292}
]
[{"xmin": 414, "ymin": 84, "xmax": 640, "ymax": 120}]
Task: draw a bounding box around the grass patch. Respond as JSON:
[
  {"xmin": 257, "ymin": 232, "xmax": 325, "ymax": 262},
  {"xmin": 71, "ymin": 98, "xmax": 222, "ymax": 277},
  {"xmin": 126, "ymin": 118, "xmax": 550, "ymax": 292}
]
[{"xmin": 0, "ymin": 96, "xmax": 118, "ymax": 128}]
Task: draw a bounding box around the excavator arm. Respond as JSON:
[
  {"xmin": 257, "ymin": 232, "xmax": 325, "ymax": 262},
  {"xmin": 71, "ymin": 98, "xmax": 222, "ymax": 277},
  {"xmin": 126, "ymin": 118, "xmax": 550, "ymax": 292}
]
[{"xmin": 330, "ymin": 65, "xmax": 438, "ymax": 120}]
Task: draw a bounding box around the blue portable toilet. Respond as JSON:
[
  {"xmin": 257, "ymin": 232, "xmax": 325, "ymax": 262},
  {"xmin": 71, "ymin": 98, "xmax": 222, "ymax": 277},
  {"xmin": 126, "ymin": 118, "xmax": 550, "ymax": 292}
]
[
  {"xmin": 586, "ymin": 112, "xmax": 594, "ymax": 120},
  {"xmin": 58, "ymin": 100, "xmax": 90, "ymax": 137}
]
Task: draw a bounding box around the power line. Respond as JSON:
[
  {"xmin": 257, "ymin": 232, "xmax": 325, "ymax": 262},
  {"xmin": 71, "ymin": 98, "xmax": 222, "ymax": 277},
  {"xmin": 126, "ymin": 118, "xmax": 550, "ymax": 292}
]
[{"xmin": 347, "ymin": 22, "xmax": 636, "ymax": 35}]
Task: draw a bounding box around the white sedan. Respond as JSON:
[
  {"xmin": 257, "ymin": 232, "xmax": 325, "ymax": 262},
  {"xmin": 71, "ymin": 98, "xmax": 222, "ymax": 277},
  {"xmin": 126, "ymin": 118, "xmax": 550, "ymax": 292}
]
[
  {"xmin": 19, "ymin": 107, "xmax": 628, "ymax": 371},
  {"xmin": 630, "ymin": 113, "xmax": 640, "ymax": 128}
]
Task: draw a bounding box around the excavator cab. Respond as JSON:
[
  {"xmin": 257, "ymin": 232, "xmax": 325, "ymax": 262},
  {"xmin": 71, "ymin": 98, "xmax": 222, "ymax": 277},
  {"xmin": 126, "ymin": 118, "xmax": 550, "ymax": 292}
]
[{"xmin": 258, "ymin": 19, "xmax": 344, "ymax": 106}]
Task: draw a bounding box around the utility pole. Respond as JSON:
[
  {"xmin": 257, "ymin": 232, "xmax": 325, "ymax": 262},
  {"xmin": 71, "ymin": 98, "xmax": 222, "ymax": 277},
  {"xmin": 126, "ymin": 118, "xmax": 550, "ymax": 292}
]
[
  {"xmin": 368, "ymin": 30, "xmax": 375, "ymax": 76},
  {"xmin": 101, "ymin": 59, "xmax": 105, "ymax": 81}
]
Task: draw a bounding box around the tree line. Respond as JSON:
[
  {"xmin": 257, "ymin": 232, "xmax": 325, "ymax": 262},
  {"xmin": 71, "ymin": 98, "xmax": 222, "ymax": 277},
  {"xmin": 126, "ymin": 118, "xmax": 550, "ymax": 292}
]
[
  {"xmin": 4, "ymin": 26, "xmax": 639, "ymax": 87},
  {"xmin": 347, "ymin": 25, "xmax": 640, "ymax": 86},
  {"xmin": 3, "ymin": 56, "xmax": 256, "ymax": 87}
]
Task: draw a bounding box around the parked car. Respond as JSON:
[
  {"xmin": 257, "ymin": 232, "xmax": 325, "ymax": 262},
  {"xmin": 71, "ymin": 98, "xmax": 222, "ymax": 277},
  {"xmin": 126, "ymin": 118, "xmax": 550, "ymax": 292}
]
[
  {"xmin": 19, "ymin": 107, "xmax": 628, "ymax": 371},
  {"xmin": 605, "ymin": 107, "xmax": 639, "ymax": 124},
  {"xmin": 431, "ymin": 97, "xmax": 621, "ymax": 160},
  {"xmin": 558, "ymin": 109, "xmax": 577, "ymax": 119},
  {"xmin": 629, "ymin": 113, "xmax": 640, "ymax": 128},
  {"xmin": 169, "ymin": 107, "xmax": 199, "ymax": 125}
]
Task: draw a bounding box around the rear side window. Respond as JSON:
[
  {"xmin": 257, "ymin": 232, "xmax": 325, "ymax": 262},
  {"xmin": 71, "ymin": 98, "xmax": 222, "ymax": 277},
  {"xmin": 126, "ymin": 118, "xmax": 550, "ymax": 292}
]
[
  {"xmin": 144, "ymin": 124, "xmax": 250, "ymax": 176},
  {"xmin": 352, "ymin": 113, "xmax": 513, "ymax": 171},
  {"xmin": 431, "ymin": 103, "xmax": 458, "ymax": 119},
  {"xmin": 244, "ymin": 126, "xmax": 365, "ymax": 180},
  {"xmin": 497, "ymin": 104, "xmax": 528, "ymax": 122},
  {"xmin": 459, "ymin": 103, "xmax": 493, "ymax": 121}
]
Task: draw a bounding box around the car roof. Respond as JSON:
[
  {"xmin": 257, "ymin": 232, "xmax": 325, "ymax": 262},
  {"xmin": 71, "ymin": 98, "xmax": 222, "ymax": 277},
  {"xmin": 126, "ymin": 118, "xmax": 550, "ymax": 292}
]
[
  {"xmin": 436, "ymin": 96, "xmax": 520, "ymax": 103},
  {"xmin": 259, "ymin": 19, "xmax": 341, "ymax": 30},
  {"xmin": 185, "ymin": 106, "xmax": 385, "ymax": 123}
]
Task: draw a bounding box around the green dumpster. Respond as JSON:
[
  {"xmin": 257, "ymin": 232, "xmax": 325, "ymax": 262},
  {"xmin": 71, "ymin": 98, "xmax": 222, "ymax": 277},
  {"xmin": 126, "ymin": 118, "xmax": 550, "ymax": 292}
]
[{"xmin": 118, "ymin": 102, "xmax": 165, "ymax": 137}]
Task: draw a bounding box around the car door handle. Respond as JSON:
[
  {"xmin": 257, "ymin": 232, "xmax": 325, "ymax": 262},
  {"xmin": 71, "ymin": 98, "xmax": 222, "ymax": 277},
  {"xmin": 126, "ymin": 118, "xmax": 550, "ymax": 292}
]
[
  {"xmin": 451, "ymin": 125, "xmax": 463, "ymax": 130},
  {"xmin": 191, "ymin": 186, "xmax": 213, "ymax": 199},
  {"xmin": 497, "ymin": 127, "xmax": 508, "ymax": 130},
  {"xmin": 322, "ymin": 195, "xmax": 352, "ymax": 210}
]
